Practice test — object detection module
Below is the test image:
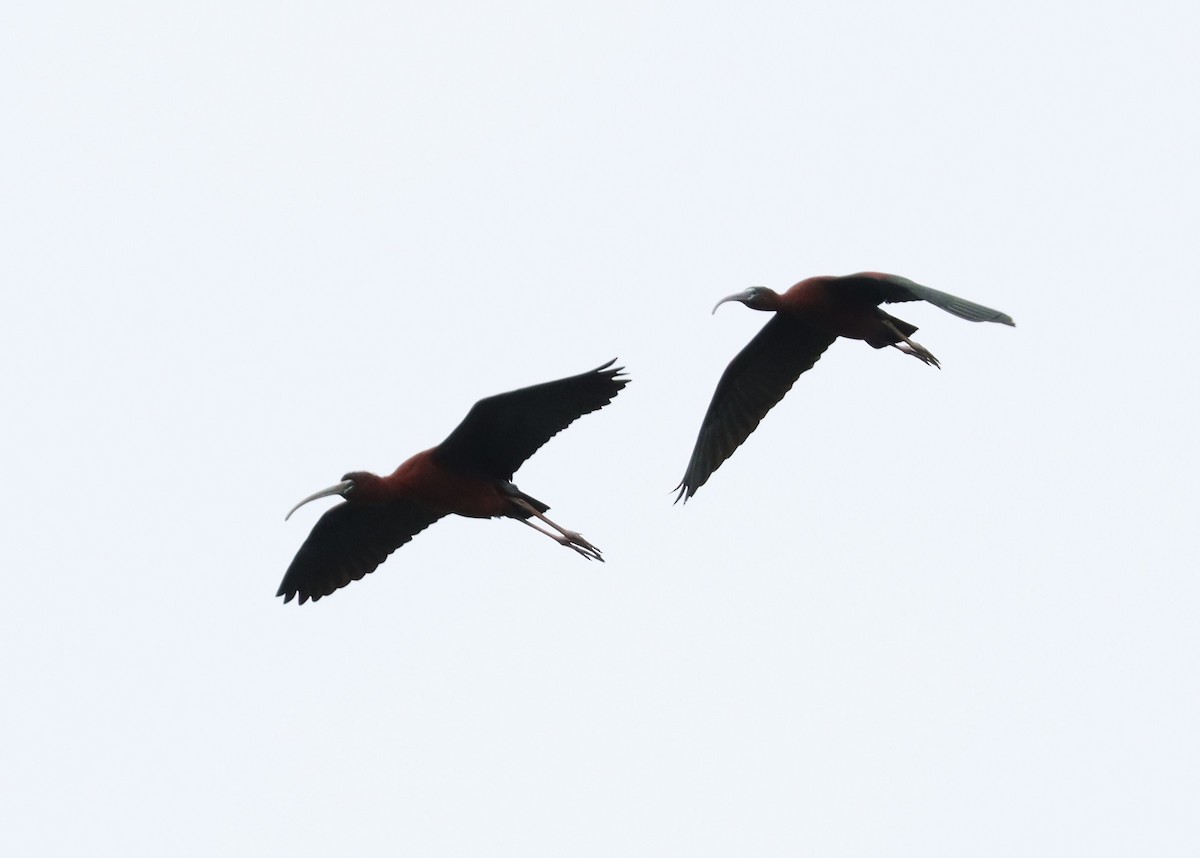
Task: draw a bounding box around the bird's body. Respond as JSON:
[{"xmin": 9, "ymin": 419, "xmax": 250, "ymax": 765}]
[
  {"xmin": 769, "ymin": 278, "xmax": 916, "ymax": 345},
  {"xmin": 370, "ymin": 450, "xmax": 519, "ymax": 518},
  {"xmin": 675, "ymin": 272, "xmax": 1014, "ymax": 502},
  {"xmin": 279, "ymin": 360, "xmax": 628, "ymax": 604}
]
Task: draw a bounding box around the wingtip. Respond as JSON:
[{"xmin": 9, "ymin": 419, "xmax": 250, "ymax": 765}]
[
  {"xmin": 276, "ymin": 585, "xmax": 316, "ymax": 605},
  {"xmin": 593, "ymin": 357, "xmax": 630, "ymax": 383}
]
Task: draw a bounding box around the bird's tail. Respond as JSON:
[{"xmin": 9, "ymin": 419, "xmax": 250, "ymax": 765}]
[
  {"xmin": 501, "ymin": 481, "xmax": 551, "ymax": 516},
  {"xmin": 867, "ymin": 312, "xmax": 918, "ymax": 349}
]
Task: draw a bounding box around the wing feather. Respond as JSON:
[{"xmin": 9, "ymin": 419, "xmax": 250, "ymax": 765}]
[
  {"xmin": 435, "ymin": 360, "xmax": 629, "ymax": 480},
  {"xmin": 675, "ymin": 316, "xmax": 837, "ymax": 502},
  {"xmin": 840, "ymin": 272, "xmax": 1015, "ymax": 326},
  {"xmin": 278, "ymin": 501, "xmax": 446, "ymax": 604}
]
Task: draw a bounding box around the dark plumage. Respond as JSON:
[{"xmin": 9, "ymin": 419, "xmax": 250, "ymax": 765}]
[
  {"xmin": 280, "ymin": 360, "xmax": 628, "ymax": 604},
  {"xmin": 675, "ymin": 273, "xmax": 1014, "ymax": 502}
]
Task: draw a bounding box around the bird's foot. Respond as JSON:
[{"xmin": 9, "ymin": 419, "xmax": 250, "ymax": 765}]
[
  {"xmin": 556, "ymin": 531, "xmax": 604, "ymax": 562},
  {"xmin": 882, "ymin": 319, "xmax": 941, "ymax": 369},
  {"xmin": 515, "ymin": 509, "xmax": 605, "ymax": 562},
  {"xmin": 895, "ymin": 342, "xmax": 941, "ymax": 369}
]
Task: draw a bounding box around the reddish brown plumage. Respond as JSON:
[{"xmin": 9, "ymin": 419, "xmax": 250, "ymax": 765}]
[
  {"xmin": 379, "ymin": 450, "xmax": 515, "ymax": 518},
  {"xmin": 279, "ymin": 360, "xmax": 629, "ymax": 604},
  {"xmin": 674, "ymin": 272, "xmax": 1014, "ymax": 502},
  {"xmin": 755, "ymin": 275, "xmax": 921, "ymax": 345}
]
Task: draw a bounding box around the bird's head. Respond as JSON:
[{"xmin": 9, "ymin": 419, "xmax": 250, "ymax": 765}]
[
  {"xmin": 712, "ymin": 286, "xmax": 780, "ymax": 314},
  {"xmin": 285, "ymin": 472, "xmax": 371, "ymax": 520}
]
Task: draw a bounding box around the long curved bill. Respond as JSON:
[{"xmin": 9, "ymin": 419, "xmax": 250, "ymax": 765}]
[
  {"xmin": 285, "ymin": 479, "xmax": 354, "ymax": 521},
  {"xmin": 712, "ymin": 290, "xmax": 753, "ymax": 314}
]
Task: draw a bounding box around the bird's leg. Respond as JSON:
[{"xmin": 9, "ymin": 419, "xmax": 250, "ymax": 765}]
[
  {"xmin": 517, "ymin": 518, "xmax": 599, "ymax": 561},
  {"xmin": 892, "ymin": 343, "xmax": 941, "ymax": 368},
  {"xmin": 510, "ymin": 497, "xmax": 604, "ymax": 562},
  {"xmin": 883, "ymin": 320, "xmax": 941, "ymax": 368}
]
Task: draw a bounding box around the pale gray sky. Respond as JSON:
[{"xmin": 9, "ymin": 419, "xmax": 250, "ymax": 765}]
[{"xmin": 3, "ymin": 1, "xmax": 1198, "ymax": 855}]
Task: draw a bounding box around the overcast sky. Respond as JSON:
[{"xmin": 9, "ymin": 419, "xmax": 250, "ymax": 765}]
[{"xmin": 3, "ymin": 1, "xmax": 1198, "ymax": 855}]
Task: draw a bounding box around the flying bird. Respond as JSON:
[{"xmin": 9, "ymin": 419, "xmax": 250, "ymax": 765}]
[
  {"xmin": 675, "ymin": 272, "xmax": 1014, "ymax": 502},
  {"xmin": 279, "ymin": 360, "xmax": 629, "ymax": 604}
]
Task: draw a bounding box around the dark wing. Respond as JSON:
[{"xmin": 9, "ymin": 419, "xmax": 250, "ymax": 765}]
[
  {"xmin": 277, "ymin": 501, "xmax": 447, "ymax": 604},
  {"xmin": 838, "ymin": 272, "xmax": 1016, "ymax": 326},
  {"xmin": 434, "ymin": 359, "xmax": 629, "ymax": 480},
  {"xmin": 675, "ymin": 315, "xmax": 837, "ymax": 503}
]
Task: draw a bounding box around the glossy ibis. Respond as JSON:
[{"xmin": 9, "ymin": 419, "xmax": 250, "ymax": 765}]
[
  {"xmin": 675, "ymin": 272, "xmax": 1014, "ymax": 502},
  {"xmin": 279, "ymin": 360, "xmax": 629, "ymax": 603}
]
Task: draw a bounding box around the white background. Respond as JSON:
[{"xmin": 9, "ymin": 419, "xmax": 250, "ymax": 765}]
[{"xmin": 3, "ymin": 1, "xmax": 1197, "ymax": 855}]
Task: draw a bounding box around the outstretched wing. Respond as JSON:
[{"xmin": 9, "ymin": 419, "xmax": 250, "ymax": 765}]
[
  {"xmin": 839, "ymin": 272, "xmax": 1016, "ymax": 326},
  {"xmin": 435, "ymin": 359, "xmax": 629, "ymax": 480},
  {"xmin": 675, "ymin": 315, "xmax": 837, "ymax": 503},
  {"xmin": 278, "ymin": 501, "xmax": 447, "ymax": 604}
]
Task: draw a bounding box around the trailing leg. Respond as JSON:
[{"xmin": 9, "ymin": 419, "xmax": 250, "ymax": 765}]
[
  {"xmin": 883, "ymin": 319, "xmax": 941, "ymax": 368},
  {"xmin": 511, "ymin": 497, "xmax": 604, "ymax": 562}
]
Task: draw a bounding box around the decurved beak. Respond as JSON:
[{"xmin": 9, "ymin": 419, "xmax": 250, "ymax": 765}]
[
  {"xmin": 712, "ymin": 290, "xmax": 752, "ymax": 314},
  {"xmin": 285, "ymin": 479, "xmax": 355, "ymax": 521}
]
